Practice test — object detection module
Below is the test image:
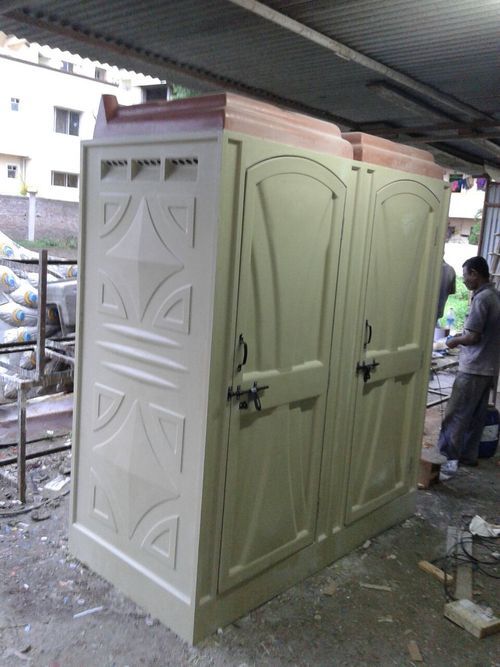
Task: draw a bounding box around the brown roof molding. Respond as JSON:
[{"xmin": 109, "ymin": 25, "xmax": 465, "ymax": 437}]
[{"xmin": 95, "ymin": 93, "xmax": 354, "ymax": 158}]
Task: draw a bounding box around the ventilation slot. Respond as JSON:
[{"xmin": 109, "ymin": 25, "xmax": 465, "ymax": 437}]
[
  {"xmin": 170, "ymin": 158, "xmax": 198, "ymax": 166},
  {"xmin": 164, "ymin": 157, "xmax": 198, "ymax": 182},
  {"xmin": 101, "ymin": 159, "xmax": 129, "ymax": 180},
  {"xmin": 131, "ymin": 158, "xmax": 162, "ymax": 181}
]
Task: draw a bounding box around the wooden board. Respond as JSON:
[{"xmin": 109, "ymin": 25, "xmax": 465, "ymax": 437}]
[
  {"xmin": 418, "ymin": 560, "xmax": 454, "ymax": 585},
  {"xmin": 444, "ymin": 600, "xmax": 500, "ymax": 639}
]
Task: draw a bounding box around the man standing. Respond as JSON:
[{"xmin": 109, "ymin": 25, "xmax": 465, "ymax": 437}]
[
  {"xmin": 438, "ymin": 256, "xmax": 500, "ymax": 471},
  {"xmin": 437, "ymin": 259, "xmax": 456, "ymax": 322}
]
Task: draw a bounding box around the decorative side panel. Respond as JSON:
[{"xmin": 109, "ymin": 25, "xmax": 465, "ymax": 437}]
[
  {"xmin": 73, "ymin": 140, "xmax": 219, "ymax": 608},
  {"xmin": 106, "ymin": 197, "xmax": 184, "ymax": 320}
]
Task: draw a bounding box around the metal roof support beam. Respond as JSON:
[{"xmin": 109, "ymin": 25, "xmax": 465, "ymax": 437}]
[
  {"xmin": 366, "ymin": 82, "xmax": 456, "ymax": 121},
  {"xmin": 227, "ymin": 0, "xmax": 489, "ymax": 122},
  {"xmin": 365, "ymin": 81, "xmax": 500, "ymax": 157},
  {"xmin": 381, "ymin": 132, "xmax": 500, "ymax": 144},
  {"xmin": 361, "ymin": 119, "xmax": 500, "ymax": 137}
]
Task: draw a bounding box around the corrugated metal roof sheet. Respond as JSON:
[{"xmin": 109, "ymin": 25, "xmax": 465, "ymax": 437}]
[{"xmin": 1, "ymin": 0, "xmax": 499, "ymax": 171}]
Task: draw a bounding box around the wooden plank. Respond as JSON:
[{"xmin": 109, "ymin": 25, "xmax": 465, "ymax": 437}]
[
  {"xmin": 418, "ymin": 560, "xmax": 454, "ymax": 584},
  {"xmin": 444, "ymin": 600, "xmax": 500, "ymax": 639},
  {"xmin": 359, "ymin": 582, "xmax": 392, "ymax": 592},
  {"xmin": 407, "ymin": 640, "xmax": 423, "ymax": 662},
  {"xmin": 417, "ymin": 460, "xmax": 440, "ymax": 489},
  {"xmin": 447, "ymin": 527, "xmax": 473, "ymax": 600}
]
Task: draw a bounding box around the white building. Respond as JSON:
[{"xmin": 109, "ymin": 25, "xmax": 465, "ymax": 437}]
[{"xmin": 0, "ymin": 33, "xmax": 160, "ymax": 203}]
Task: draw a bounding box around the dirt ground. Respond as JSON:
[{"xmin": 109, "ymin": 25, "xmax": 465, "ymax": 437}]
[{"xmin": 0, "ymin": 392, "xmax": 499, "ymax": 667}]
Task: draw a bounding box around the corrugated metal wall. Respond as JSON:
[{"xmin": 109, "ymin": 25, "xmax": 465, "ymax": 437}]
[{"xmin": 480, "ymin": 182, "xmax": 500, "ymax": 288}]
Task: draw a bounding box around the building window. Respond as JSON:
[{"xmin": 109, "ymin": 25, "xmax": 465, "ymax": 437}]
[
  {"xmin": 95, "ymin": 67, "xmax": 106, "ymax": 81},
  {"xmin": 7, "ymin": 165, "xmax": 18, "ymax": 179},
  {"xmin": 52, "ymin": 171, "xmax": 79, "ymax": 188},
  {"xmin": 143, "ymin": 84, "xmax": 171, "ymax": 102},
  {"xmin": 10, "ymin": 97, "xmax": 20, "ymax": 111},
  {"xmin": 54, "ymin": 108, "xmax": 80, "ymax": 136},
  {"xmin": 61, "ymin": 60, "xmax": 74, "ymax": 73}
]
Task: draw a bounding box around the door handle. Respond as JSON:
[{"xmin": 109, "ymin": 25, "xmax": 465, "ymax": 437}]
[
  {"xmin": 237, "ymin": 333, "xmax": 248, "ymax": 372},
  {"xmin": 364, "ymin": 320, "xmax": 372, "ymax": 348}
]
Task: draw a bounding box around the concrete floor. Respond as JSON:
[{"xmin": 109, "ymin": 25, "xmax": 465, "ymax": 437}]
[{"xmin": 0, "ymin": 399, "xmax": 499, "ymax": 666}]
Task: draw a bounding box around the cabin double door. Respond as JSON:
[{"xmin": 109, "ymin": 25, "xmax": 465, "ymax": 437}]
[{"xmin": 219, "ymin": 161, "xmax": 443, "ymax": 592}]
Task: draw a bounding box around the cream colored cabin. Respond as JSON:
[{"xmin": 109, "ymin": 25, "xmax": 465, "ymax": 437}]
[{"xmin": 70, "ymin": 93, "xmax": 450, "ymax": 643}]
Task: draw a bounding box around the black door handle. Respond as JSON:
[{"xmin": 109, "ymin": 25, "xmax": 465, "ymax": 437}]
[
  {"xmin": 364, "ymin": 320, "xmax": 372, "ymax": 348},
  {"xmin": 237, "ymin": 333, "xmax": 248, "ymax": 372}
]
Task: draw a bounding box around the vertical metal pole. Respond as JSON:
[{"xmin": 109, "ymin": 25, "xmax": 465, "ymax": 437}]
[
  {"xmin": 27, "ymin": 190, "xmax": 37, "ymax": 241},
  {"xmin": 36, "ymin": 249, "xmax": 48, "ymax": 380},
  {"xmin": 17, "ymin": 383, "xmax": 27, "ymax": 503}
]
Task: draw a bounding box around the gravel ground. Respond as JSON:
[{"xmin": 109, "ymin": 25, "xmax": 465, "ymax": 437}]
[{"xmin": 0, "ymin": 402, "xmax": 499, "ymax": 667}]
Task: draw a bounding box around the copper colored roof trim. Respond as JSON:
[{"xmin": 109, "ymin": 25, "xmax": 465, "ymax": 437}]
[{"xmin": 95, "ymin": 93, "xmax": 354, "ymax": 158}]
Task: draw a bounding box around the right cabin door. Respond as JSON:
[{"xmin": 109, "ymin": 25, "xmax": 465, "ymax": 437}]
[{"xmin": 345, "ymin": 179, "xmax": 442, "ymax": 524}]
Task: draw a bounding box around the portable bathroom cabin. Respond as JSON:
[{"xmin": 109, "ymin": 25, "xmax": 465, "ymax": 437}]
[{"xmin": 70, "ymin": 93, "xmax": 449, "ymax": 643}]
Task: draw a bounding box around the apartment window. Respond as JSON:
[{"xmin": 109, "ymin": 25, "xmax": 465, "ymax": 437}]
[
  {"xmin": 61, "ymin": 60, "xmax": 74, "ymax": 73},
  {"xmin": 10, "ymin": 97, "xmax": 20, "ymax": 111},
  {"xmin": 52, "ymin": 171, "xmax": 79, "ymax": 188},
  {"xmin": 7, "ymin": 165, "xmax": 18, "ymax": 179},
  {"xmin": 143, "ymin": 84, "xmax": 171, "ymax": 102},
  {"xmin": 95, "ymin": 67, "xmax": 106, "ymax": 81},
  {"xmin": 54, "ymin": 108, "xmax": 80, "ymax": 136}
]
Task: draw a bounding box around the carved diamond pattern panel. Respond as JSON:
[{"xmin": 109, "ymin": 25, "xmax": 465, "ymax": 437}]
[
  {"xmin": 89, "ymin": 467, "xmax": 119, "ymax": 533},
  {"xmin": 156, "ymin": 195, "xmax": 196, "ymax": 247},
  {"xmin": 97, "ymin": 270, "xmax": 127, "ymax": 319},
  {"xmin": 153, "ymin": 285, "xmax": 192, "ymax": 334},
  {"xmin": 144, "ymin": 403, "xmax": 185, "ymax": 474},
  {"xmin": 93, "ymin": 383, "xmax": 125, "ymax": 431},
  {"xmin": 93, "ymin": 400, "xmax": 180, "ymax": 540},
  {"xmin": 141, "ymin": 516, "xmax": 179, "ymax": 569},
  {"xmin": 99, "ymin": 194, "xmax": 131, "ymax": 237},
  {"xmin": 107, "ymin": 197, "xmax": 184, "ymax": 321},
  {"xmin": 89, "ymin": 188, "xmax": 197, "ymax": 574}
]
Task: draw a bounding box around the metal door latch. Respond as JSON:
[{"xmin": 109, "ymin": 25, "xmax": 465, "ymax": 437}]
[
  {"xmin": 356, "ymin": 360, "xmax": 380, "ymax": 382},
  {"xmin": 227, "ymin": 381, "xmax": 269, "ymax": 410}
]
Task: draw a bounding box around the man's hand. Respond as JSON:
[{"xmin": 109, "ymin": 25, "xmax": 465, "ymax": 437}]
[{"xmin": 446, "ymin": 330, "xmax": 481, "ymax": 349}]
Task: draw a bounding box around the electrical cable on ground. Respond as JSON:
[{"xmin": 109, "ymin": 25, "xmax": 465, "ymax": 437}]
[{"xmin": 431, "ymin": 514, "xmax": 500, "ymax": 602}]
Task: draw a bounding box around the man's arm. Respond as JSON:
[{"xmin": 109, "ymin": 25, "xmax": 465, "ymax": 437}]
[{"xmin": 446, "ymin": 329, "xmax": 481, "ymax": 349}]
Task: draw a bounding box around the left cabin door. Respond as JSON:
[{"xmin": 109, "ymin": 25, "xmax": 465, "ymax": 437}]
[{"xmin": 219, "ymin": 156, "xmax": 347, "ymax": 592}]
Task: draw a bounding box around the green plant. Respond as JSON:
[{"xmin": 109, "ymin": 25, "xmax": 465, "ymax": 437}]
[
  {"xmin": 469, "ymin": 208, "xmax": 482, "ymax": 245},
  {"xmin": 439, "ymin": 277, "xmax": 469, "ymax": 332},
  {"xmin": 15, "ymin": 236, "xmax": 78, "ymax": 250},
  {"xmin": 469, "ymin": 222, "xmax": 481, "ymax": 245},
  {"xmin": 170, "ymin": 84, "xmax": 198, "ymax": 100}
]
